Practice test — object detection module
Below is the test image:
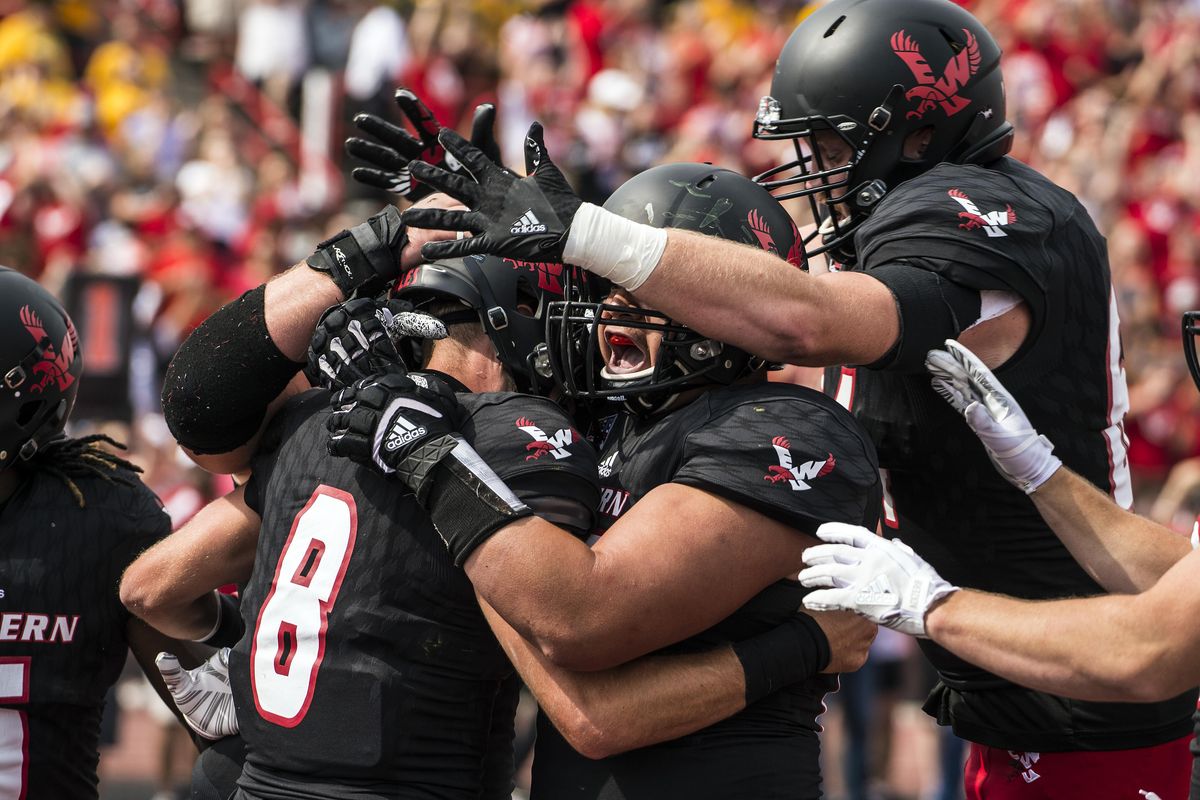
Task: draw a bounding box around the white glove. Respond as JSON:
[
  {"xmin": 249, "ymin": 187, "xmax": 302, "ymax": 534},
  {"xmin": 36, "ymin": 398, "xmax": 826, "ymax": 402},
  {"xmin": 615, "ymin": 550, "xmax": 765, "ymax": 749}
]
[
  {"xmin": 925, "ymin": 339, "xmax": 1062, "ymax": 494},
  {"xmin": 156, "ymin": 648, "xmax": 239, "ymax": 740},
  {"xmin": 799, "ymin": 522, "xmax": 958, "ymax": 638}
]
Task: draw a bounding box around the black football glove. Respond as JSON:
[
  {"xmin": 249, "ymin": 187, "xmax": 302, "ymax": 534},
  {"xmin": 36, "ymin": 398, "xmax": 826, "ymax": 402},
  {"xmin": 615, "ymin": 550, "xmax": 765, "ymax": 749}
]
[
  {"xmin": 305, "ymin": 298, "xmax": 448, "ymax": 390},
  {"xmin": 346, "ymin": 88, "xmax": 503, "ymax": 202},
  {"xmin": 401, "ymin": 122, "xmax": 582, "ymax": 263},
  {"xmin": 306, "ymin": 205, "xmax": 407, "ymax": 298},
  {"xmin": 326, "ymin": 367, "xmax": 532, "ymax": 564}
]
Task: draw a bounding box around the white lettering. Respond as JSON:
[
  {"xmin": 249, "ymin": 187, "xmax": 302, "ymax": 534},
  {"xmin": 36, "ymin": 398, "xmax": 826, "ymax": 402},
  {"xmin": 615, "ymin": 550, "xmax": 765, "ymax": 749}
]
[
  {"xmin": 50, "ymin": 615, "xmax": 79, "ymax": 643},
  {"xmin": 599, "ymin": 488, "xmax": 630, "ymax": 518},
  {"xmin": 21, "ymin": 615, "xmax": 47, "ymax": 642},
  {"xmin": 0, "ymin": 615, "xmax": 19, "ymax": 641}
]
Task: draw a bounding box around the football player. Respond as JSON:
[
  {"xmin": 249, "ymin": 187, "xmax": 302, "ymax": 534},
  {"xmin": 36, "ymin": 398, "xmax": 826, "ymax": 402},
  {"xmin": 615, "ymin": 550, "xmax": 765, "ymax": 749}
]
[
  {"xmin": 329, "ymin": 164, "xmax": 883, "ymax": 800},
  {"xmin": 395, "ymin": 0, "xmax": 1196, "ymax": 792},
  {"xmin": 131, "ymin": 257, "xmax": 870, "ymax": 799},
  {"xmin": 800, "ymin": 332, "xmax": 1200, "ymax": 799},
  {"xmin": 0, "ymin": 267, "xmax": 204, "ymax": 799}
]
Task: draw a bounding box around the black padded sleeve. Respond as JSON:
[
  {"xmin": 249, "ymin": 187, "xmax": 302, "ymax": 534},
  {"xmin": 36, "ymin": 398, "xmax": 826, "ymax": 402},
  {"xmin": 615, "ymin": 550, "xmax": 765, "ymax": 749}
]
[
  {"xmin": 161, "ymin": 285, "xmax": 306, "ymax": 454},
  {"xmin": 863, "ymin": 260, "xmax": 982, "ymax": 373}
]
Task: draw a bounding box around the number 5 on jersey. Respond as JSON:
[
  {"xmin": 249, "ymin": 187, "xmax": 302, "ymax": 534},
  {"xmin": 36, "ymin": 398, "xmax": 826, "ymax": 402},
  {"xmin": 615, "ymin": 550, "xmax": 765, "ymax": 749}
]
[{"xmin": 252, "ymin": 486, "xmax": 358, "ymax": 727}]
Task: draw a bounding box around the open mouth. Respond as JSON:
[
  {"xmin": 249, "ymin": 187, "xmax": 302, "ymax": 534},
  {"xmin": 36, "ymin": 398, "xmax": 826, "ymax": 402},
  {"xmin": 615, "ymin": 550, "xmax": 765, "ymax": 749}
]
[{"xmin": 600, "ymin": 329, "xmax": 653, "ymax": 380}]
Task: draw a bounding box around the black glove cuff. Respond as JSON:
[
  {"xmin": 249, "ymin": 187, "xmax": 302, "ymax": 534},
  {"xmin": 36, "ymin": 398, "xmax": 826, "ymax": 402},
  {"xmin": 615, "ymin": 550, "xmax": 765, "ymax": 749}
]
[
  {"xmin": 426, "ymin": 456, "xmax": 533, "ymax": 566},
  {"xmin": 307, "ymin": 206, "xmax": 407, "ymax": 297},
  {"xmin": 732, "ymin": 613, "xmax": 832, "ymax": 706}
]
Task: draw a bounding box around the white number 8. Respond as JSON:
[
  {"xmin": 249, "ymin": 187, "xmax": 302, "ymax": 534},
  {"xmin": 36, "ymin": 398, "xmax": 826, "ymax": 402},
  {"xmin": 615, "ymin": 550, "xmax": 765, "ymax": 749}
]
[{"xmin": 251, "ymin": 486, "xmax": 358, "ymax": 727}]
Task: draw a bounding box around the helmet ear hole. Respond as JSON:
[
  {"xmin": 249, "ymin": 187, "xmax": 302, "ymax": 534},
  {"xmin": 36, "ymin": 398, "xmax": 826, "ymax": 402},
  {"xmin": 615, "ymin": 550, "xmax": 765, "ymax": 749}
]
[{"xmin": 17, "ymin": 399, "xmax": 43, "ymax": 428}]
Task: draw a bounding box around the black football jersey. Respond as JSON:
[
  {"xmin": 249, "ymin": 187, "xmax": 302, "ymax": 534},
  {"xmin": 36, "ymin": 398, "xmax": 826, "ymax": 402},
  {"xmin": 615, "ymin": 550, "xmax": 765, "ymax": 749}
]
[
  {"xmin": 531, "ymin": 382, "xmax": 880, "ymax": 800},
  {"xmin": 234, "ymin": 388, "xmax": 597, "ymax": 800},
  {"xmin": 0, "ymin": 468, "xmax": 170, "ymax": 799},
  {"xmin": 828, "ymin": 156, "xmax": 1197, "ymax": 750}
]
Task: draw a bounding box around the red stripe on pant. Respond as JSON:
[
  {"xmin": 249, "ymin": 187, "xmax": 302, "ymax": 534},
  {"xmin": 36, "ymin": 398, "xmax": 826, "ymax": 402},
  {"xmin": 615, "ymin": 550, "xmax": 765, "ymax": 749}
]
[{"xmin": 963, "ymin": 735, "xmax": 1192, "ymax": 800}]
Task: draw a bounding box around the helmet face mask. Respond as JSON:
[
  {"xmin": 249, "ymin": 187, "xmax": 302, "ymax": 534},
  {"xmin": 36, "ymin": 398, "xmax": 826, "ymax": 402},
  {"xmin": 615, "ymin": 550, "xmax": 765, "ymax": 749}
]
[
  {"xmin": 547, "ymin": 283, "xmax": 753, "ymax": 417},
  {"xmin": 0, "ymin": 267, "xmax": 82, "ymax": 472},
  {"xmin": 752, "ymin": 0, "xmax": 1014, "ymax": 262},
  {"xmin": 547, "ymin": 163, "xmax": 800, "ymax": 417}
]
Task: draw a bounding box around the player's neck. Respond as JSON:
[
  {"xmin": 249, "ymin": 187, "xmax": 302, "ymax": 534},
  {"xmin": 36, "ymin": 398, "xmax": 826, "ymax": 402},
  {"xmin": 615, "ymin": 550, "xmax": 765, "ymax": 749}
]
[{"xmin": 427, "ymin": 345, "xmax": 510, "ymax": 393}]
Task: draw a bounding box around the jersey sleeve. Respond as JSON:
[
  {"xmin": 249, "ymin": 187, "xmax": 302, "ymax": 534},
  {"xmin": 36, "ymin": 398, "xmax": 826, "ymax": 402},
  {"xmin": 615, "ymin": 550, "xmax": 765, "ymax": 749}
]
[
  {"xmin": 855, "ymin": 161, "xmax": 1053, "ymax": 309},
  {"xmin": 463, "ymin": 394, "xmax": 601, "ymax": 538},
  {"xmin": 673, "ymin": 398, "xmax": 881, "ymax": 534}
]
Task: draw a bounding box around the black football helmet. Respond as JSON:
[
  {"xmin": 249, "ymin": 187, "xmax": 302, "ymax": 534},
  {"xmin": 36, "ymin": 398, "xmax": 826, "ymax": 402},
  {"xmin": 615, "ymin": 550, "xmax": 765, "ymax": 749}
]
[
  {"xmin": 394, "ymin": 254, "xmax": 574, "ymax": 394},
  {"xmin": 0, "ymin": 267, "xmax": 83, "ymax": 472},
  {"xmin": 547, "ymin": 162, "xmax": 802, "ymax": 416},
  {"xmin": 753, "ymin": 0, "xmax": 1013, "ymax": 262}
]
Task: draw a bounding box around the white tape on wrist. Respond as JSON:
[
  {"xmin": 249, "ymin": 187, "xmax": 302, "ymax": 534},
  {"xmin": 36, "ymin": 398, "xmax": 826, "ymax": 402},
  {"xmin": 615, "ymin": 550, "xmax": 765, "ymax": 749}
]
[{"xmin": 562, "ymin": 203, "xmax": 668, "ymax": 292}]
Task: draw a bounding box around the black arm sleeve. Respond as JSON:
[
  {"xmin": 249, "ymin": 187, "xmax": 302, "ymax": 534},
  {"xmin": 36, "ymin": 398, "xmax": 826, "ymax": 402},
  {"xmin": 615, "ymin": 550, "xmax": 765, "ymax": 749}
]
[
  {"xmin": 161, "ymin": 285, "xmax": 306, "ymax": 454},
  {"xmin": 863, "ymin": 260, "xmax": 983, "ymax": 373},
  {"xmin": 507, "ymin": 470, "xmax": 598, "ymax": 541}
]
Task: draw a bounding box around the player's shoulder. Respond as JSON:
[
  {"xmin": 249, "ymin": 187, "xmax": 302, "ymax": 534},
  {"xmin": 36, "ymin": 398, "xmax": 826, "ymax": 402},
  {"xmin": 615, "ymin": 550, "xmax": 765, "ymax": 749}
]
[
  {"xmin": 685, "ymin": 382, "xmax": 872, "ymax": 449},
  {"xmin": 667, "ymin": 383, "xmax": 881, "ymax": 531},
  {"xmin": 460, "ymin": 391, "xmax": 597, "ymax": 475},
  {"xmin": 863, "ymin": 159, "xmax": 1074, "ymax": 245},
  {"xmin": 22, "ymin": 464, "xmax": 170, "ymax": 544}
]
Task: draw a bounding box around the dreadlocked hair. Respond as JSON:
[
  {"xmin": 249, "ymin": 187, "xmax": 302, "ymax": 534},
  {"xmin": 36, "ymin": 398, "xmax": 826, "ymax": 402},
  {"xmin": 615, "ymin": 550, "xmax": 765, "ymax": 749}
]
[{"xmin": 25, "ymin": 434, "xmax": 143, "ymax": 508}]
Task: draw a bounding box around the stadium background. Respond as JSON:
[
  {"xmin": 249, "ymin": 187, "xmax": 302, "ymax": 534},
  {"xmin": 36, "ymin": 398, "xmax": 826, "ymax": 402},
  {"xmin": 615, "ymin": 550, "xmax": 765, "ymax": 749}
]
[{"xmin": 1, "ymin": 0, "xmax": 1197, "ymax": 797}]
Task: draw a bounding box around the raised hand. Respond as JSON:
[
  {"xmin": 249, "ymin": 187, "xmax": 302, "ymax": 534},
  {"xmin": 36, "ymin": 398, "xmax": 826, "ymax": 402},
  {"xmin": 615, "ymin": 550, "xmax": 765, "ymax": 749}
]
[
  {"xmin": 401, "ymin": 122, "xmax": 583, "ymax": 263},
  {"xmin": 346, "ymin": 88, "xmax": 502, "ymax": 202},
  {"xmin": 799, "ymin": 522, "xmax": 958, "ymax": 638},
  {"xmin": 925, "ymin": 339, "xmax": 1061, "ymax": 494},
  {"xmin": 305, "ymin": 297, "xmax": 447, "ymax": 390}
]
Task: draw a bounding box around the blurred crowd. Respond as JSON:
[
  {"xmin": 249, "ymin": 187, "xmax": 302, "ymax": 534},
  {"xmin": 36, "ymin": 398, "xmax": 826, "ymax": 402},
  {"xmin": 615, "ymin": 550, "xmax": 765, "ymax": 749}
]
[{"xmin": 1, "ymin": 0, "xmax": 1199, "ymax": 797}]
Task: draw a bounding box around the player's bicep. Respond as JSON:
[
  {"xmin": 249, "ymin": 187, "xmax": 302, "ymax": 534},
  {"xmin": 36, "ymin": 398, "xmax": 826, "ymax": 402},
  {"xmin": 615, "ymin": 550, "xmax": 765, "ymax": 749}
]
[
  {"xmin": 591, "ymin": 483, "xmax": 814, "ymax": 651},
  {"xmin": 804, "ymin": 270, "xmax": 900, "ymax": 366}
]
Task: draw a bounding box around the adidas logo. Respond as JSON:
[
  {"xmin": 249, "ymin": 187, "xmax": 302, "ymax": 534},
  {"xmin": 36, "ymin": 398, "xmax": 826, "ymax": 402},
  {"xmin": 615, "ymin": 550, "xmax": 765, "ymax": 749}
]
[
  {"xmin": 384, "ymin": 415, "xmax": 427, "ymax": 451},
  {"xmin": 511, "ymin": 209, "xmax": 547, "ymax": 234},
  {"xmin": 855, "ymin": 575, "xmax": 896, "ymax": 607},
  {"xmin": 598, "ymin": 453, "xmax": 617, "ymax": 478}
]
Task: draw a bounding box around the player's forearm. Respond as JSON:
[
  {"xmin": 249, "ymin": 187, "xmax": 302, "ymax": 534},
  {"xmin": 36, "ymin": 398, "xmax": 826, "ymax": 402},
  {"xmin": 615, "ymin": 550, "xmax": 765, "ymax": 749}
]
[
  {"xmin": 1031, "ymin": 468, "xmax": 1189, "ymax": 593},
  {"xmin": 479, "ymin": 598, "xmax": 745, "ymax": 759},
  {"xmin": 263, "ymin": 261, "xmax": 345, "ymax": 361},
  {"xmin": 925, "ymin": 587, "xmax": 1187, "ymax": 703},
  {"xmin": 120, "ymin": 489, "xmax": 258, "ymax": 634},
  {"xmin": 465, "ymin": 517, "xmax": 631, "ymax": 669},
  {"xmin": 632, "ymin": 231, "xmax": 895, "ymax": 366}
]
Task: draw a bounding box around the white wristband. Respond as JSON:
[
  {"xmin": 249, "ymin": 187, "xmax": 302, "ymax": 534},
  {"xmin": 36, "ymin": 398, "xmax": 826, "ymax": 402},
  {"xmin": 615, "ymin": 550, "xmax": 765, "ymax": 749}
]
[{"xmin": 562, "ymin": 203, "xmax": 668, "ymax": 292}]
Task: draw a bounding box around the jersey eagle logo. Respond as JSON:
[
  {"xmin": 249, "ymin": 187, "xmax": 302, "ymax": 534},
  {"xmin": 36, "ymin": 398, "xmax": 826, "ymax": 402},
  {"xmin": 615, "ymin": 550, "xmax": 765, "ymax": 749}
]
[
  {"xmin": 890, "ymin": 28, "xmax": 981, "ymax": 120},
  {"xmin": 765, "ymin": 436, "xmax": 835, "ymax": 491},
  {"xmin": 20, "ymin": 305, "xmax": 78, "ymax": 393},
  {"xmin": 516, "ymin": 417, "xmax": 575, "ymax": 460},
  {"xmin": 947, "ymin": 189, "xmax": 1016, "ymax": 238}
]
